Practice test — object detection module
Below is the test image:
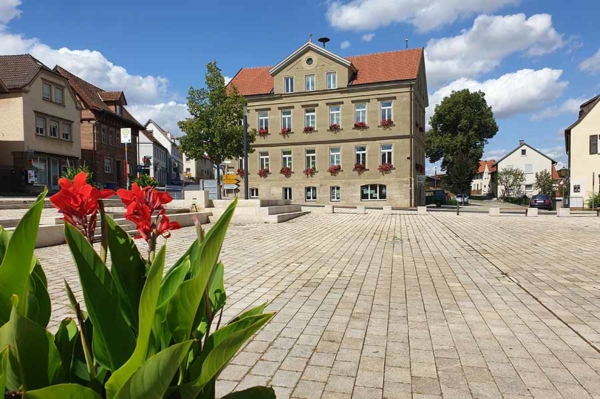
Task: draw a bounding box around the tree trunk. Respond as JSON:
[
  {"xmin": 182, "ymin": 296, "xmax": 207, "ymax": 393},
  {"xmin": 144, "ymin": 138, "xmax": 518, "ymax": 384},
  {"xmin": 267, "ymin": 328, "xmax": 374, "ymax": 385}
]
[{"xmin": 216, "ymin": 162, "xmax": 221, "ymax": 200}]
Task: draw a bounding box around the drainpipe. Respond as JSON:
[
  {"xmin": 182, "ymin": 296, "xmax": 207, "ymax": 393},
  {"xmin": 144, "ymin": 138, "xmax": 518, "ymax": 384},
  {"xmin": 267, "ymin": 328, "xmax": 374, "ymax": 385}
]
[{"xmin": 409, "ymin": 84, "xmax": 414, "ymax": 208}]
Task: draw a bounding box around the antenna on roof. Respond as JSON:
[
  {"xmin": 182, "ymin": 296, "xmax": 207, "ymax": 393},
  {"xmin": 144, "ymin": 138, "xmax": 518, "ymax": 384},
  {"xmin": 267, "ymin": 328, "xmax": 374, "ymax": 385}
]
[
  {"xmin": 309, "ymin": 33, "xmax": 313, "ymax": 42},
  {"xmin": 405, "ymin": 28, "xmax": 409, "ymax": 49},
  {"xmin": 318, "ymin": 37, "xmax": 330, "ymax": 48}
]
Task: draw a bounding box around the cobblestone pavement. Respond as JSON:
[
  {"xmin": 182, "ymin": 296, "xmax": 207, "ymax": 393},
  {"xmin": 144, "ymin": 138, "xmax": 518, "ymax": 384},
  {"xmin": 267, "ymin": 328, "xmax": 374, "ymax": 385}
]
[{"xmin": 34, "ymin": 210, "xmax": 600, "ymax": 398}]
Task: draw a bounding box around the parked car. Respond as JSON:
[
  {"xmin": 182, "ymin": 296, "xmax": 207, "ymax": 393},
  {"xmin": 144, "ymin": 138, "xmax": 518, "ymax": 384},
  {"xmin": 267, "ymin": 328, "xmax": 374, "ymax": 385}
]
[
  {"xmin": 529, "ymin": 194, "xmax": 554, "ymax": 210},
  {"xmin": 426, "ymin": 190, "xmax": 449, "ymax": 207},
  {"xmin": 456, "ymin": 194, "xmax": 469, "ymax": 205}
]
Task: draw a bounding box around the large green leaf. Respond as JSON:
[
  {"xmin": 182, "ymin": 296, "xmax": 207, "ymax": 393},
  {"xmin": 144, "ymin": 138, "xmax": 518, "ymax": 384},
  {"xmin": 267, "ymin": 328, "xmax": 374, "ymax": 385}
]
[
  {"xmin": 26, "ymin": 261, "xmax": 51, "ymax": 328},
  {"xmin": 0, "ymin": 346, "xmax": 8, "ymax": 394},
  {"xmin": 54, "ymin": 318, "xmax": 79, "ymax": 382},
  {"xmin": 0, "ymin": 304, "xmax": 64, "ymax": 391},
  {"xmin": 104, "ymin": 214, "xmax": 146, "ymax": 329},
  {"xmin": 114, "ymin": 340, "xmax": 193, "ymax": 399},
  {"xmin": 159, "ymin": 241, "xmax": 196, "ymax": 305},
  {"xmin": 106, "ymin": 245, "xmax": 166, "ymax": 399},
  {"xmin": 221, "ymin": 386, "xmax": 277, "ymax": 399},
  {"xmin": 64, "ymin": 223, "xmax": 135, "ymax": 371},
  {"xmin": 0, "ymin": 226, "xmax": 12, "ymax": 262},
  {"xmin": 24, "ymin": 384, "xmax": 102, "ymax": 399},
  {"xmin": 181, "ymin": 312, "xmax": 274, "ymax": 398},
  {"xmin": 208, "ymin": 262, "xmax": 226, "ymax": 314},
  {"xmin": 166, "ymin": 199, "xmax": 237, "ymax": 343},
  {"xmin": 228, "ymin": 303, "xmax": 268, "ymax": 325},
  {"xmin": 0, "ymin": 190, "xmax": 46, "ymax": 325}
]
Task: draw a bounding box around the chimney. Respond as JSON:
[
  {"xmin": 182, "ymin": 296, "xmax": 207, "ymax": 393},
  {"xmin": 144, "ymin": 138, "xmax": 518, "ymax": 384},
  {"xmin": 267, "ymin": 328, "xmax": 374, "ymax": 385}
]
[{"xmin": 519, "ymin": 140, "xmax": 525, "ymax": 146}]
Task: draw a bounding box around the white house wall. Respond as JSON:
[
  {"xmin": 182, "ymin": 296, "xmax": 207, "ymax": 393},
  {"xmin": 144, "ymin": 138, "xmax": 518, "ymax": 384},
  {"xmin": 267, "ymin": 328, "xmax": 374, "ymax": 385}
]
[
  {"xmin": 497, "ymin": 145, "xmax": 553, "ymax": 198},
  {"xmin": 569, "ymin": 106, "xmax": 600, "ymax": 209}
]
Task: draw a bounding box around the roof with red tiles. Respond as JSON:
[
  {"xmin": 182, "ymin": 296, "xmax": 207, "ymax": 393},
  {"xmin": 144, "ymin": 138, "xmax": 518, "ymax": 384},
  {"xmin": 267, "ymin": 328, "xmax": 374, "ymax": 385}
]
[
  {"xmin": 0, "ymin": 54, "xmax": 62, "ymax": 90},
  {"xmin": 54, "ymin": 66, "xmax": 143, "ymax": 129},
  {"xmin": 476, "ymin": 160, "xmax": 497, "ymax": 174},
  {"xmin": 228, "ymin": 47, "xmax": 424, "ymax": 96},
  {"xmin": 552, "ymin": 164, "xmax": 559, "ymax": 180},
  {"xmin": 99, "ymin": 91, "xmax": 126, "ymax": 104}
]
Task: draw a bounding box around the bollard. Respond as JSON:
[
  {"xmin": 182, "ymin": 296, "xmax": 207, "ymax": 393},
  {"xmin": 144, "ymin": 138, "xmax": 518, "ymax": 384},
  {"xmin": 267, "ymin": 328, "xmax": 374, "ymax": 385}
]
[
  {"xmin": 557, "ymin": 208, "xmax": 570, "ymax": 217},
  {"xmin": 417, "ymin": 206, "xmax": 427, "ymax": 215},
  {"xmin": 356, "ymin": 205, "xmax": 366, "ymax": 214},
  {"xmin": 489, "ymin": 208, "xmax": 500, "ymax": 216},
  {"xmin": 323, "ymin": 205, "xmax": 334, "ymax": 214},
  {"xmin": 383, "ymin": 206, "xmax": 393, "ymax": 215},
  {"xmin": 526, "ymin": 208, "xmax": 538, "ymax": 217}
]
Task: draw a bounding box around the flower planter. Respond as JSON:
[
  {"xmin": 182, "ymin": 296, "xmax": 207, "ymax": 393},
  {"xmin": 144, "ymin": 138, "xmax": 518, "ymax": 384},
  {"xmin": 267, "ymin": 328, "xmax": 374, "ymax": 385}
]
[
  {"xmin": 280, "ymin": 167, "xmax": 292, "ymax": 178},
  {"xmin": 378, "ymin": 163, "xmax": 394, "ymax": 174},
  {"xmin": 280, "ymin": 128, "xmax": 292, "ymax": 137},
  {"xmin": 303, "ymin": 126, "xmax": 315, "ymax": 133},
  {"xmin": 303, "ymin": 168, "xmax": 316, "ymax": 177},
  {"xmin": 353, "ymin": 164, "xmax": 367, "ymax": 174},
  {"xmin": 353, "ymin": 122, "xmax": 368, "ymax": 129},
  {"xmin": 258, "ymin": 128, "xmax": 269, "ymax": 137},
  {"xmin": 380, "ymin": 119, "xmax": 394, "ymax": 128},
  {"xmin": 328, "ymin": 124, "xmax": 341, "ymax": 132},
  {"xmin": 257, "ymin": 168, "xmax": 270, "ymax": 178},
  {"xmin": 236, "ymin": 168, "xmax": 245, "ymax": 177},
  {"xmin": 328, "ymin": 165, "xmax": 341, "ymax": 175}
]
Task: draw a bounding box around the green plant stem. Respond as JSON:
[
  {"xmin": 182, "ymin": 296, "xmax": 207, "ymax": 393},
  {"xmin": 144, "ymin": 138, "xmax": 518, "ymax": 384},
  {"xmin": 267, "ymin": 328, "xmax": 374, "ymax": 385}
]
[
  {"xmin": 148, "ymin": 231, "xmax": 158, "ymax": 264},
  {"xmin": 215, "ymin": 307, "xmax": 224, "ymax": 331},
  {"xmin": 75, "ymin": 303, "xmax": 97, "ymax": 380},
  {"xmin": 98, "ymin": 200, "xmax": 108, "ymax": 264}
]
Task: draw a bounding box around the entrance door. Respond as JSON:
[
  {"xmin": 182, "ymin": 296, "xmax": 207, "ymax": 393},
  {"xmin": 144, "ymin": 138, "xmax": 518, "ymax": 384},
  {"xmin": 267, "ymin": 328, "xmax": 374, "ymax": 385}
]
[{"xmin": 51, "ymin": 159, "xmax": 60, "ymax": 190}]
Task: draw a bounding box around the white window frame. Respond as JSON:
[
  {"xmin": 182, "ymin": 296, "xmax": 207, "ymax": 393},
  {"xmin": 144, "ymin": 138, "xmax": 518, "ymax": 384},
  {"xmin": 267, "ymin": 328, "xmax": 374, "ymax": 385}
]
[
  {"xmin": 284, "ymin": 76, "xmax": 294, "ymax": 93},
  {"xmin": 330, "ymin": 186, "xmax": 341, "ymax": 202},
  {"xmin": 305, "ymin": 108, "xmax": 316, "ymax": 128},
  {"xmin": 381, "ymin": 101, "xmax": 393, "ymax": 122},
  {"xmin": 329, "ymin": 147, "xmax": 341, "ymax": 166},
  {"xmin": 281, "ymin": 110, "xmax": 292, "ymax": 130},
  {"xmin": 305, "ymin": 74, "xmax": 315, "ymax": 91},
  {"xmin": 35, "ymin": 116, "xmax": 46, "ymax": 136},
  {"xmin": 381, "ymin": 144, "xmax": 393, "ymax": 165},
  {"xmin": 49, "ymin": 120, "xmax": 59, "ymax": 138},
  {"xmin": 104, "ymin": 157, "xmax": 113, "ymax": 174},
  {"xmin": 32, "ymin": 157, "xmax": 48, "ymax": 185},
  {"xmin": 282, "ymin": 150, "xmax": 292, "ymax": 169},
  {"xmin": 525, "ymin": 184, "xmax": 533, "ymax": 191},
  {"xmin": 62, "ymin": 123, "xmax": 71, "ymax": 141},
  {"xmin": 283, "ymin": 187, "xmax": 292, "ymax": 200},
  {"xmin": 305, "ymin": 186, "xmax": 317, "ymax": 201},
  {"xmin": 361, "ymin": 184, "xmax": 387, "ymax": 201},
  {"xmin": 355, "ymin": 146, "xmax": 367, "ymax": 165},
  {"xmin": 42, "ymin": 83, "xmax": 52, "ymax": 100},
  {"xmin": 326, "ymin": 72, "xmax": 337, "ymax": 90},
  {"xmin": 305, "ymin": 149, "xmax": 316, "ymax": 169},
  {"xmin": 258, "ymin": 112, "xmax": 269, "ymax": 130},
  {"xmin": 250, "ymin": 188, "xmax": 259, "ymax": 198},
  {"xmin": 521, "ymin": 149, "xmax": 527, "ymax": 156},
  {"xmin": 329, "ymin": 105, "xmax": 341, "ymax": 126},
  {"xmin": 259, "ymin": 151, "xmax": 270, "ymax": 170},
  {"xmin": 54, "ymin": 87, "xmax": 64, "ymax": 104},
  {"xmin": 355, "ymin": 103, "xmax": 367, "ymax": 123}
]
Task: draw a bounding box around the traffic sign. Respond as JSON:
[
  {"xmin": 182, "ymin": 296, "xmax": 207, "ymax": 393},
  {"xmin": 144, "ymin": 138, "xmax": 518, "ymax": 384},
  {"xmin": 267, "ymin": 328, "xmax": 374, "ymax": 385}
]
[
  {"xmin": 120, "ymin": 128, "xmax": 132, "ymax": 143},
  {"xmin": 223, "ymin": 174, "xmax": 239, "ymax": 184},
  {"xmin": 223, "ymin": 184, "xmax": 239, "ymax": 190}
]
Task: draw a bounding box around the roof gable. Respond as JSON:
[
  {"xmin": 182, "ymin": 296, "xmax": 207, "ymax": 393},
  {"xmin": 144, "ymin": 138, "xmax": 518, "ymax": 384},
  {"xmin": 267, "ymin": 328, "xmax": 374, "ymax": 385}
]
[
  {"xmin": 0, "ymin": 54, "xmax": 61, "ymax": 90},
  {"xmin": 495, "ymin": 142, "xmax": 556, "ymax": 166},
  {"xmin": 269, "ymin": 41, "xmax": 354, "ymax": 76}
]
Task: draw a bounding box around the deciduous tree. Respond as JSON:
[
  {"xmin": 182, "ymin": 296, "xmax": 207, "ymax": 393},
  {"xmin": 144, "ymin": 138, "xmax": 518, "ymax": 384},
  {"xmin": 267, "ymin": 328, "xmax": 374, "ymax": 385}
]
[
  {"xmin": 497, "ymin": 167, "xmax": 526, "ymax": 200},
  {"xmin": 533, "ymin": 169, "xmax": 554, "ymax": 195}
]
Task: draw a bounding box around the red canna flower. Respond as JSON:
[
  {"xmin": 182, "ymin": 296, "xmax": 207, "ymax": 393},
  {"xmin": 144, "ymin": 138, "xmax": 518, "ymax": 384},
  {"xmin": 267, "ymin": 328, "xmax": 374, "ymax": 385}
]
[{"xmin": 50, "ymin": 171, "xmax": 114, "ymax": 243}]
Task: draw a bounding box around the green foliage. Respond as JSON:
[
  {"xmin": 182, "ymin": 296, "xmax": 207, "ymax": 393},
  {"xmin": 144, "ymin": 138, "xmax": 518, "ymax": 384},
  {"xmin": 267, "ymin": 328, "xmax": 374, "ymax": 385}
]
[
  {"xmin": 426, "ymin": 89, "xmax": 498, "ymax": 191},
  {"xmin": 534, "ymin": 170, "xmax": 554, "ymax": 195},
  {"xmin": 586, "ymin": 192, "xmax": 600, "ymax": 209},
  {"xmin": 178, "ymin": 61, "xmax": 256, "ymax": 193},
  {"xmin": 0, "ymin": 194, "xmax": 276, "ymax": 399},
  {"xmin": 497, "ymin": 167, "xmax": 526, "ymax": 200},
  {"xmin": 133, "ymin": 174, "xmax": 158, "ymax": 188},
  {"xmin": 504, "ymin": 196, "xmax": 530, "ymax": 206},
  {"xmin": 62, "ymin": 164, "xmax": 95, "ymax": 186}
]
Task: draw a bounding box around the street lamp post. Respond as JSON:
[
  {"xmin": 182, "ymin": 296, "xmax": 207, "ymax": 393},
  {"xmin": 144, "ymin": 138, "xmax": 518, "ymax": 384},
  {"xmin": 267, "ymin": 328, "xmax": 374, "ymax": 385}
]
[
  {"xmin": 434, "ymin": 166, "xmax": 437, "ymax": 189},
  {"xmin": 243, "ymin": 105, "xmax": 249, "ymax": 200}
]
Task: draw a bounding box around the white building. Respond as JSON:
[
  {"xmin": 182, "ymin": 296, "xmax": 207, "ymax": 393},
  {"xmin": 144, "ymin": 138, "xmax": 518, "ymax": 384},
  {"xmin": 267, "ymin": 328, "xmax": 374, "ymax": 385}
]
[
  {"xmin": 565, "ymin": 95, "xmax": 600, "ymax": 209},
  {"xmin": 495, "ymin": 140, "xmax": 556, "ymax": 198},
  {"xmin": 470, "ymin": 160, "xmax": 496, "ymax": 196},
  {"xmin": 138, "ymin": 130, "xmax": 168, "ymax": 186},
  {"xmin": 183, "ymin": 154, "xmax": 214, "ymax": 181},
  {"xmin": 144, "ymin": 119, "xmax": 182, "ymax": 184}
]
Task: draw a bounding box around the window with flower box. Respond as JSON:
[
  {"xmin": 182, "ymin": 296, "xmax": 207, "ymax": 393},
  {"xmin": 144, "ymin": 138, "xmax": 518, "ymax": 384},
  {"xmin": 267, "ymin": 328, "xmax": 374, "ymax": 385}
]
[
  {"xmin": 250, "ymin": 188, "xmax": 259, "ymax": 198},
  {"xmin": 284, "ymin": 77, "xmax": 294, "ymax": 93},
  {"xmin": 327, "ymin": 72, "xmax": 337, "ymax": 89},
  {"xmin": 381, "ymin": 144, "xmax": 393, "ymax": 165},
  {"xmin": 35, "ymin": 116, "xmax": 46, "ymax": 136},
  {"xmin": 355, "ymin": 146, "xmax": 367, "ymax": 166},
  {"xmin": 305, "ymin": 74, "xmax": 315, "ymax": 91},
  {"xmin": 305, "ymin": 149, "xmax": 316, "ymax": 169},
  {"xmin": 305, "ymin": 108, "xmax": 316, "ymax": 128},
  {"xmin": 305, "ymin": 186, "xmax": 317, "ymax": 201},
  {"xmin": 281, "ymin": 110, "xmax": 292, "ymax": 131},
  {"xmin": 282, "ymin": 150, "xmax": 292, "ymax": 169},
  {"xmin": 381, "ymin": 101, "xmax": 393, "ymax": 122},
  {"xmin": 355, "ymin": 103, "xmax": 367, "ymax": 123},
  {"xmin": 259, "ymin": 151, "xmax": 270, "ymax": 170},
  {"xmin": 330, "ymin": 186, "xmax": 340, "ymax": 202},
  {"xmin": 361, "ymin": 184, "xmax": 387, "ymax": 200},
  {"xmin": 49, "ymin": 120, "xmax": 59, "ymax": 138},
  {"xmin": 258, "ymin": 111, "xmax": 269, "ymax": 134},
  {"xmin": 329, "ymin": 105, "xmax": 341, "ymax": 127},
  {"xmin": 283, "ymin": 187, "xmax": 292, "ymax": 200},
  {"xmin": 329, "ymin": 147, "xmax": 341, "ymax": 166}
]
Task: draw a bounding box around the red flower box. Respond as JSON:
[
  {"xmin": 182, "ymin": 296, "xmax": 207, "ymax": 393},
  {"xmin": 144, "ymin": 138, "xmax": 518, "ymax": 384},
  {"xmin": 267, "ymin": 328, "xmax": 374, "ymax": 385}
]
[
  {"xmin": 378, "ymin": 163, "xmax": 394, "ymax": 173},
  {"xmin": 303, "ymin": 126, "xmax": 315, "ymax": 133},
  {"xmin": 280, "ymin": 167, "xmax": 292, "ymax": 178},
  {"xmin": 328, "ymin": 165, "xmax": 341, "ymax": 175},
  {"xmin": 303, "ymin": 167, "xmax": 316, "ymax": 177},
  {"xmin": 354, "ymin": 121, "xmax": 368, "ymax": 129},
  {"xmin": 258, "ymin": 128, "xmax": 269, "ymax": 137},
  {"xmin": 353, "ymin": 163, "xmax": 366, "ymax": 174},
  {"xmin": 257, "ymin": 168, "xmax": 270, "ymax": 178},
  {"xmin": 381, "ymin": 119, "xmax": 394, "ymax": 127},
  {"xmin": 329, "ymin": 123, "xmax": 341, "ymax": 131},
  {"xmin": 280, "ymin": 127, "xmax": 292, "ymax": 137},
  {"xmin": 236, "ymin": 168, "xmax": 245, "ymax": 177}
]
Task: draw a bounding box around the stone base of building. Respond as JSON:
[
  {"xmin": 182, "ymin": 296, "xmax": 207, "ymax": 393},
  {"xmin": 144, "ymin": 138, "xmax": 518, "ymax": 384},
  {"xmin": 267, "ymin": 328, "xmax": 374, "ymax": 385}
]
[{"xmin": 9, "ymin": 151, "xmax": 79, "ymax": 193}]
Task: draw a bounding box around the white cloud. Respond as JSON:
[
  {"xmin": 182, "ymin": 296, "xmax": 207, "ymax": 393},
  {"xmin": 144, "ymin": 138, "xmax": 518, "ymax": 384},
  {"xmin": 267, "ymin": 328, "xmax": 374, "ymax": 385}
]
[
  {"xmin": 426, "ymin": 14, "xmax": 564, "ymax": 88},
  {"xmin": 580, "ymin": 49, "xmax": 600, "ymax": 73},
  {"xmin": 0, "ymin": 0, "xmax": 21, "ymax": 25},
  {"xmin": 361, "ymin": 33, "xmax": 375, "ymax": 42},
  {"xmin": 224, "ymin": 76, "xmax": 233, "ymax": 85},
  {"xmin": 326, "ymin": 0, "xmax": 519, "ymax": 33},
  {"xmin": 428, "ymin": 68, "xmax": 568, "ymax": 121},
  {"xmin": 484, "ymin": 149, "xmax": 508, "ymax": 160},
  {"xmin": 340, "ymin": 40, "xmax": 351, "ymax": 49},
  {"xmin": 531, "ymin": 97, "xmax": 586, "ymax": 121},
  {"xmin": 128, "ymin": 101, "xmax": 190, "ymax": 137}
]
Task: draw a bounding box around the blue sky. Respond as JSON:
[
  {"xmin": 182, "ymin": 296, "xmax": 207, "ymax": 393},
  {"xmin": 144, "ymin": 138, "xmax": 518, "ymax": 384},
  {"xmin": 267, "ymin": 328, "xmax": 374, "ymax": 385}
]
[{"xmin": 2, "ymin": 0, "xmax": 599, "ymax": 172}]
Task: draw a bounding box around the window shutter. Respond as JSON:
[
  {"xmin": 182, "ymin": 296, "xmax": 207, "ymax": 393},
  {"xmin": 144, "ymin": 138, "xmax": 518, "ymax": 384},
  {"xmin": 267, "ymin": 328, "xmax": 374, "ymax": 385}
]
[{"xmin": 590, "ymin": 135, "xmax": 598, "ymax": 155}]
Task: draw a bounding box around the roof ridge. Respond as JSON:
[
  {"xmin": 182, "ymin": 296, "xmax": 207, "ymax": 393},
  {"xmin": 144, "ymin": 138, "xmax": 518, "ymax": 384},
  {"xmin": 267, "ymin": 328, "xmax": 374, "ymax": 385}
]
[
  {"xmin": 55, "ymin": 65, "xmax": 106, "ymax": 93},
  {"xmin": 241, "ymin": 65, "xmax": 273, "ymax": 70},
  {"xmin": 347, "ymin": 47, "xmax": 423, "ymax": 59}
]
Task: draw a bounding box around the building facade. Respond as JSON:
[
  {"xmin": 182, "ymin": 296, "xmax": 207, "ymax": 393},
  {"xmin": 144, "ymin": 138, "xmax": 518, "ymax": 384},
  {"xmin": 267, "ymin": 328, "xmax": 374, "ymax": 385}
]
[
  {"xmin": 144, "ymin": 120, "xmax": 183, "ymax": 184},
  {"xmin": 495, "ymin": 141, "xmax": 556, "ymax": 198},
  {"xmin": 228, "ymin": 41, "xmax": 428, "ymax": 207},
  {"xmin": 470, "ymin": 160, "xmax": 496, "ymax": 196},
  {"xmin": 139, "ymin": 130, "xmax": 168, "ymax": 186},
  {"xmin": 0, "ymin": 55, "xmax": 81, "ymax": 192},
  {"xmin": 55, "ymin": 66, "xmax": 142, "ymax": 189},
  {"xmin": 183, "ymin": 154, "xmax": 214, "ymax": 181},
  {"xmin": 565, "ymin": 95, "xmax": 600, "ymax": 209}
]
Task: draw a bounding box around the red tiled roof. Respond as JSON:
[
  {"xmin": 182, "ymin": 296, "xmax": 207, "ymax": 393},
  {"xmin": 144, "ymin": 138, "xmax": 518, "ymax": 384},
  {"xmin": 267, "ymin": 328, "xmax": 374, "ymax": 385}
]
[
  {"xmin": 55, "ymin": 66, "xmax": 143, "ymax": 129},
  {"xmin": 552, "ymin": 164, "xmax": 559, "ymax": 180},
  {"xmin": 228, "ymin": 48, "xmax": 423, "ymax": 96},
  {"xmin": 476, "ymin": 160, "xmax": 497, "ymax": 174},
  {"xmin": 0, "ymin": 54, "xmax": 58, "ymax": 90},
  {"xmin": 99, "ymin": 91, "xmax": 125, "ymax": 103}
]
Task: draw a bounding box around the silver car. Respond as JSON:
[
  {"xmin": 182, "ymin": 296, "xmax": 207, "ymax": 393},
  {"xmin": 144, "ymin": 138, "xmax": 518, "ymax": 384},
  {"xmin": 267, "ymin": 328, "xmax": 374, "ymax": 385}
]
[{"xmin": 456, "ymin": 194, "xmax": 469, "ymax": 205}]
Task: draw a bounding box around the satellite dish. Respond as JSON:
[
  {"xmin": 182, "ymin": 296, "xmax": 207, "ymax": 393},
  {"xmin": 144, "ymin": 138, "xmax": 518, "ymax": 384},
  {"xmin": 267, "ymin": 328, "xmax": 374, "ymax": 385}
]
[{"xmin": 318, "ymin": 37, "xmax": 330, "ymax": 48}]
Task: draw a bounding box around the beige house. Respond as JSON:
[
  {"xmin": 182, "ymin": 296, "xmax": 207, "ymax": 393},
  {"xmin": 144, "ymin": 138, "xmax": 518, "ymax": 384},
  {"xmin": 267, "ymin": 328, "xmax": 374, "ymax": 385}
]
[
  {"xmin": 183, "ymin": 155, "xmax": 214, "ymax": 182},
  {"xmin": 228, "ymin": 41, "xmax": 428, "ymax": 207},
  {"xmin": 470, "ymin": 160, "xmax": 496, "ymax": 196},
  {"xmin": 0, "ymin": 55, "xmax": 81, "ymax": 192},
  {"xmin": 565, "ymin": 94, "xmax": 600, "ymax": 209}
]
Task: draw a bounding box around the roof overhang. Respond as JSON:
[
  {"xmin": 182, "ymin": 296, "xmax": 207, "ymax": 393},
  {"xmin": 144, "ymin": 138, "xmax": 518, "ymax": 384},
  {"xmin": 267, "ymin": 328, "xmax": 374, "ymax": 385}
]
[{"xmin": 269, "ymin": 41, "xmax": 356, "ymax": 76}]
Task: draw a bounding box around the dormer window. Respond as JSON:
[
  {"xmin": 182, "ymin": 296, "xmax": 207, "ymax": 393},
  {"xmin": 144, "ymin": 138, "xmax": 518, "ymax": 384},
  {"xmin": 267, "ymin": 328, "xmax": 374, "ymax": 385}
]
[
  {"xmin": 326, "ymin": 72, "xmax": 337, "ymax": 89},
  {"xmin": 284, "ymin": 77, "xmax": 294, "ymax": 93},
  {"xmin": 116, "ymin": 104, "xmax": 122, "ymax": 116}
]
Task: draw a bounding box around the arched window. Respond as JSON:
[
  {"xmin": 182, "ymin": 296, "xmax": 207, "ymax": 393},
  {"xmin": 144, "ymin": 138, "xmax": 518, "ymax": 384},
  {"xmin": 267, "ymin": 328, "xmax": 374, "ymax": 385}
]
[{"xmin": 361, "ymin": 184, "xmax": 387, "ymax": 200}]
